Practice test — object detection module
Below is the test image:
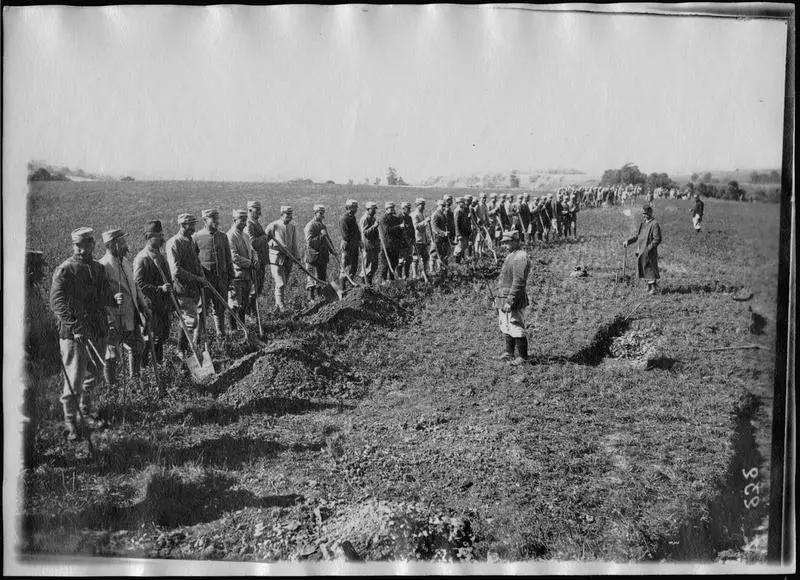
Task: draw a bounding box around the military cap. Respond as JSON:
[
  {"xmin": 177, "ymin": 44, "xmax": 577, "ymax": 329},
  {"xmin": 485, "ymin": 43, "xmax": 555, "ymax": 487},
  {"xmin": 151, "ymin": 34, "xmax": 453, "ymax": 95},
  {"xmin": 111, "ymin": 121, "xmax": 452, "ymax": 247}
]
[
  {"xmin": 500, "ymin": 230, "xmax": 520, "ymax": 243},
  {"xmin": 177, "ymin": 213, "xmax": 197, "ymax": 225},
  {"xmin": 642, "ymin": 205, "xmax": 653, "ymax": 214},
  {"xmin": 489, "ymin": 193, "xmax": 498, "ymax": 199},
  {"xmin": 313, "ymin": 204, "xmax": 326, "ymax": 212},
  {"xmin": 345, "ymin": 199, "xmax": 359, "ymax": 207},
  {"xmin": 436, "ymin": 199, "xmax": 445, "ymax": 207},
  {"xmin": 385, "ymin": 201, "xmax": 395, "ymax": 209},
  {"xmin": 144, "ymin": 220, "xmax": 164, "ymax": 238},
  {"xmin": 232, "ymin": 209, "xmax": 248, "ymax": 219},
  {"xmin": 71, "ymin": 227, "xmax": 94, "ymax": 243},
  {"xmin": 465, "ymin": 195, "xmax": 474, "ymax": 201},
  {"xmin": 102, "ymin": 228, "xmax": 126, "ymax": 244},
  {"xmin": 201, "ymin": 209, "xmax": 219, "ymax": 219},
  {"xmin": 401, "ymin": 201, "xmax": 412, "ymax": 209},
  {"xmin": 444, "ymin": 195, "xmax": 453, "ymax": 201},
  {"xmin": 280, "ymin": 205, "xmax": 293, "ymax": 214},
  {"xmin": 247, "ymin": 201, "xmax": 261, "ymax": 209},
  {"xmin": 415, "ymin": 197, "xmax": 426, "ymax": 206},
  {"xmin": 479, "ymin": 192, "xmax": 487, "ymax": 198},
  {"xmin": 366, "ymin": 201, "xmax": 378, "ymax": 209}
]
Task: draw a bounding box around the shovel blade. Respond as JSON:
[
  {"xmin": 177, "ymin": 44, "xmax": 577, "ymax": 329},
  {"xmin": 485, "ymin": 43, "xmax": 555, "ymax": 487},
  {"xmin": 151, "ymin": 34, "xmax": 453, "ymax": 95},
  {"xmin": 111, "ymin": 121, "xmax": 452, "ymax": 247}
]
[
  {"xmin": 319, "ymin": 282, "xmax": 342, "ymax": 302},
  {"xmin": 186, "ymin": 351, "xmax": 216, "ymax": 384}
]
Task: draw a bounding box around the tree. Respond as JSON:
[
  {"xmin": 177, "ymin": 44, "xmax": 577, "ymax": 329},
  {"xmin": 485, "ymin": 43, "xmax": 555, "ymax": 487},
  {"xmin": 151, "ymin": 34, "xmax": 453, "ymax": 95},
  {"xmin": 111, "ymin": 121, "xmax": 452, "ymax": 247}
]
[
  {"xmin": 691, "ymin": 173, "xmax": 699, "ymax": 182},
  {"xmin": 702, "ymin": 172, "xmax": 712, "ymax": 183},
  {"xmin": 509, "ymin": 170, "xmax": 520, "ymax": 188},
  {"xmin": 374, "ymin": 177, "xmax": 381, "ymax": 186},
  {"xmin": 386, "ymin": 167, "xmax": 398, "ymax": 186}
]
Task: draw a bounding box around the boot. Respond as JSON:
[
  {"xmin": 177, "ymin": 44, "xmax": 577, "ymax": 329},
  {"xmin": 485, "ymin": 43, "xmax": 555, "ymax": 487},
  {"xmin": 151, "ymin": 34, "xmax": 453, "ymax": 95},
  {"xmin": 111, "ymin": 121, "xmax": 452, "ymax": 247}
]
[
  {"xmin": 103, "ymin": 358, "xmax": 117, "ymax": 386},
  {"xmin": 497, "ymin": 334, "xmax": 515, "ymax": 361},
  {"xmin": 511, "ymin": 337, "xmax": 529, "ymax": 365}
]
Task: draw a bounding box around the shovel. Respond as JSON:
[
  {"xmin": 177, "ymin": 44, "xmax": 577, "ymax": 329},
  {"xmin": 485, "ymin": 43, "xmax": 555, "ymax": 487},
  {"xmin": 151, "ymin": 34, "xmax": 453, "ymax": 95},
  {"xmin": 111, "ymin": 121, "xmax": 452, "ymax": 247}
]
[
  {"xmin": 324, "ymin": 232, "xmax": 361, "ymax": 290},
  {"xmin": 198, "ymin": 290, "xmax": 218, "ymax": 367},
  {"xmin": 153, "ymin": 260, "xmax": 216, "ymax": 384},
  {"xmin": 270, "ymin": 236, "xmax": 343, "ymax": 302},
  {"xmin": 200, "ymin": 277, "xmax": 268, "ymax": 348},
  {"xmin": 250, "ymin": 267, "xmax": 265, "ymax": 339}
]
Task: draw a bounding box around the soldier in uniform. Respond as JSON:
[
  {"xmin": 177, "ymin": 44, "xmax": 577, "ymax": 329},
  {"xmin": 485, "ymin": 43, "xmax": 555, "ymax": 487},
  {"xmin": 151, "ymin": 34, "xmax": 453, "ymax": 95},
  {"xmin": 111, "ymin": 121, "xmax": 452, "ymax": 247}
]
[
  {"xmin": 246, "ymin": 201, "xmax": 269, "ymax": 318},
  {"xmin": 431, "ymin": 199, "xmax": 451, "ymax": 270},
  {"xmin": 377, "ymin": 201, "xmax": 405, "ymax": 281},
  {"xmin": 495, "ymin": 230, "xmax": 531, "ymax": 365},
  {"xmin": 691, "ymin": 194, "xmax": 704, "ymax": 232},
  {"xmin": 133, "ymin": 220, "xmax": 173, "ymax": 366},
  {"xmin": 339, "ymin": 199, "xmax": 361, "ymax": 290},
  {"xmin": 474, "ymin": 193, "xmax": 490, "ymax": 257},
  {"xmin": 194, "ymin": 209, "xmax": 234, "ymax": 338},
  {"xmin": 50, "ymin": 228, "xmax": 117, "ymax": 440},
  {"xmin": 444, "ymin": 195, "xmax": 456, "ymax": 244},
  {"xmin": 398, "ymin": 201, "xmax": 416, "ymax": 279},
  {"xmin": 99, "ymin": 228, "xmax": 150, "ymax": 384},
  {"xmin": 624, "ymin": 205, "xmax": 663, "ymax": 295},
  {"xmin": 228, "ymin": 209, "xmax": 255, "ymax": 324},
  {"xmin": 304, "ymin": 204, "xmax": 331, "ymax": 301},
  {"xmin": 453, "ymin": 197, "xmax": 472, "ymax": 264},
  {"xmin": 265, "ymin": 206, "xmax": 301, "ymax": 311},
  {"xmin": 411, "ymin": 198, "xmax": 431, "ymax": 278},
  {"xmin": 520, "ymin": 193, "xmax": 532, "ymax": 245},
  {"xmin": 359, "ymin": 201, "xmax": 380, "ymax": 285},
  {"xmin": 166, "ymin": 213, "xmax": 204, "ymax": 357}
]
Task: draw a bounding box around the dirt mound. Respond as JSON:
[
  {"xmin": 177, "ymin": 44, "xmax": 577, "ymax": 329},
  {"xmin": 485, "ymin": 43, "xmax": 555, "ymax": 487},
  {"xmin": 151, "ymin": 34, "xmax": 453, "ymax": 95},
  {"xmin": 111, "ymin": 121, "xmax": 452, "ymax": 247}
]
[
  {"xmin": 607, "ymin": 320, "xmax": 668, "ymax": 370},
  {"xmin": 218, "ymin": 339, "xmax": 367, "ymax": 405},
  {"xmin": 303, "ymin": 287, "xmax": 406, "ymax": 330}
]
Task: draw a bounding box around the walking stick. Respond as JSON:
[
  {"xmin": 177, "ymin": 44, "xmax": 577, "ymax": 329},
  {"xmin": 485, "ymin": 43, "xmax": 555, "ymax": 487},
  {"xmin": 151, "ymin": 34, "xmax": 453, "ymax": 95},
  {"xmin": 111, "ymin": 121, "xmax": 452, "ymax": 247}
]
[
  {"xmin": 324, "ymin": 232, "xmax": 360, "ymax": 289},
  {"xmin": 58, "ymin": 342, "xmax": 95, "ymax": 457}
]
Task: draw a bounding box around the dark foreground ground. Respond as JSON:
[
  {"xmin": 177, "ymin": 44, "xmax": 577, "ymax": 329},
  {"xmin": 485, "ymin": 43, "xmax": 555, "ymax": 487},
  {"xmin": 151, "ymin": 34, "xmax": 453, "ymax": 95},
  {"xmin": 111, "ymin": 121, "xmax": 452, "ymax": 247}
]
[{"xmin": 18, "ymin": 189, "xmax": 780, "ymax": 564}]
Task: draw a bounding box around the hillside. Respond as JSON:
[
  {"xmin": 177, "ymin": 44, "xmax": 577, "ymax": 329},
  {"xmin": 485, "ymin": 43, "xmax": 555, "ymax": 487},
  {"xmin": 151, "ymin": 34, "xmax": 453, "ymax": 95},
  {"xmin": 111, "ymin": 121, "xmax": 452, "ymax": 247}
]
[
  {"xmin": 26, "ymin": 160, "xmax": 131, "ymax": 182},
  {"xmin": 421, "ymin": 169, "xmax": 597, "ymax": 190}
]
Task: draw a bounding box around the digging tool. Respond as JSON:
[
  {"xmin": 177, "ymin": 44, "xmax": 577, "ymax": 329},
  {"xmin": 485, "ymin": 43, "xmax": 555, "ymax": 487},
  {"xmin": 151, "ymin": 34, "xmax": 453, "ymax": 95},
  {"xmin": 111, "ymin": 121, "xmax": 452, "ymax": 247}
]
[
  {"xmin": 117, "ymin": 256, "xmax": 157, "ymax": 387},
  {"xmin": 249, "ymin": 266, "xmax": 265, "ymax": 339},
  {"xmin": 199, "ymin": 276, "xmax": 268, "ymax": 348},
  {"xmin": 58, "ymin": 346, "xmax": 95, "ymax": 458},
  {"xmin": 323, "ymin": 232, "xmax": 360, "ymax": 289},
  {"xmin": 198, "ymin": 289, "xmax": 217, "ymax": 369},
  {"xmin": 376, "ymin": 222, "xmax": 398, "ymax": 279},
  {"xmin": 270, "ymin": 236, "xmax": 343, "ymax": 302},
  {"xmin": 153, "ymin": 260, "xmax": 216, "ymax": 384}
]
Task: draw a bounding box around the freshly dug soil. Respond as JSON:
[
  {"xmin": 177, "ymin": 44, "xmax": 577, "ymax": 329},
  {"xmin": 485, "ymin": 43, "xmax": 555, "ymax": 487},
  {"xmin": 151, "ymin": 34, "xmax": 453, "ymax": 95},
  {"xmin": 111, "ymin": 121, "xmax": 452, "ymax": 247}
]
[
  {"xmin": 303, "ymin": 287, "xmax": 406, "ymax": 330},
  {"xmin": 218, "ymin": 339, "xmax": 367, "ymax": 405}
]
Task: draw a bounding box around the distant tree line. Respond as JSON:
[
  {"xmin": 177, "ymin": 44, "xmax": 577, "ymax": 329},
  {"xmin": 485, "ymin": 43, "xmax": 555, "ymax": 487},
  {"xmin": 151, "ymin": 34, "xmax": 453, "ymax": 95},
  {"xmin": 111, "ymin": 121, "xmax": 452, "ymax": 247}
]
[
  {"xmin": 599, "ymin": 163, "xmax": 675, "ymax": 189},
  {"xmin": 748, "ymin": 170, "xmax": 781, "ymax": 184}
]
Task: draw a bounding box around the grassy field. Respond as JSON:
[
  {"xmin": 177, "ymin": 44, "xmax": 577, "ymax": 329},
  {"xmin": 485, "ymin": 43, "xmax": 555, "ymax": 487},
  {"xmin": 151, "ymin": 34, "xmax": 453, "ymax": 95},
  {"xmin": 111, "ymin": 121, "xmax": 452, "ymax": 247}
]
[{"xmin": 20, "ymin": 181, "xmax": 780, "ymax": 563}]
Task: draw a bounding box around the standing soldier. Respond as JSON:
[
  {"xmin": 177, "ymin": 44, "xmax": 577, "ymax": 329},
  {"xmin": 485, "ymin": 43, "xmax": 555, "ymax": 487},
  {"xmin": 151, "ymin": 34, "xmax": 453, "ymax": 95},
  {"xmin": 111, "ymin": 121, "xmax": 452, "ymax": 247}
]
[
  {"xmin": 339, "ymin": 199, "xmax": 361, "ymax": 291},
  {"xmin": 228, "ymin": 209, "xmax": 254, "ymax": 324},
  {"xmin": 541, "ymin": 195, "xmax": 553, "ymax": 241},
  {"xmin": 453, "ymin": 197, "xmax": 472, "ymax": 264},
  {"xmin": 303, "ymin": 204, "xmax": 331, "ymax": 301},
  {"xmin": 51, "ymin": 228, "xmax": 117, "ymax": 440},
  {"xmin": 133, "ymin": 220, "xmax": 173, "ymax": 366},
  {"xmin": 377, "ymin": 201, "xmax": 404, "ymax": 282},
  {"xmin": 398, "ymin": 202, "xmax": 416, "ymax": 279},
  {"xmin": 465, "ymin": 195, "xmax": 477, "ymax": 258},
  {"xmin": 431, "ymin": 199, "xmax": 451, "ymax": 270},
  {"xmin": 99, "ymin": 228, "xmax": 150, "ymax": 384},
  {"xmin": 487, "ymin": 193, "xmax": 501, "ymax": 247},
  {"xmin": 497, "ymin": 194, "xmax": 511, "ymax": 233},
  {"xmin": 194, "ymin": 209, "xmax": 234, "ymax": 338},
  {"xmin": 444, "ymin": 195, "xmax": 456, "ymax": 244},
  {"xmin": 359, "ymin": 201, "xmax": 380, "ymax": 285},
  {"xmin": 166, "ymin": 214, "xmax": 204, "ymax": 358},
  {"xmin": 411, "ymin": 198, "xmax": 431, "ymax": 278},
  {"xmin": 265, "ymin": 206, "xmax": 301, "ymax": 312},
  {"xmin": 246, "ymin": 201, "xmax": 269, "ymax": 318},
  {"xmin": 495, "ymin": 231, "xmax": 531, "ymax": 365},
  {"xmin": 520, "ymin": 193, "xmax": 532, "ymax": 245},
  {"xmin": 474, "ymin": 193, "xmax": 490, "ymax": 257},
  {"xmin": 691, "ymin": 193, "xmax": 704, "ymax": 232},
  {"xmin": 624, "ymin": 205, "xmax": 663, "ymax": 295}
]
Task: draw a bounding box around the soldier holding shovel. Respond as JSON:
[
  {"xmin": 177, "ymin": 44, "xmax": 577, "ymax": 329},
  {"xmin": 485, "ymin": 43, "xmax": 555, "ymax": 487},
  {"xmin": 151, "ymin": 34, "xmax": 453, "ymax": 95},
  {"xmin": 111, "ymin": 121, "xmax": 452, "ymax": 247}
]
[{"xmin": 624, "ymin": 205, "xmax": 663, "ymax": 295}]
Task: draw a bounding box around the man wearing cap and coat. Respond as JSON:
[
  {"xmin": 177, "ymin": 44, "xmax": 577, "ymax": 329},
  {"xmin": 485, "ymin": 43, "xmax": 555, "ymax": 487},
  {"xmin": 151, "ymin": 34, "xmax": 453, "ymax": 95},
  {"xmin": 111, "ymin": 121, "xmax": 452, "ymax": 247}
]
[
  {"xmin": 377, "ymin": 202, "xmax": 405, "ymax": 281},
  {"xmin": 246, "ymin": 201, "xmax": 269, "ymax": 315},
  {"xmin": 99, "ymin": 228, "xmax": 150, "ymax": 384},
  {"xmin": 51, "ymin": 228, "xmax": 118, "ymax": 440},
  {"xmin": 166, "ymin": 214, "xmax": 205, "ymax": 356},
  {"xmin": 624, "ymin": 205, "xmax": 663, "ymax": 294},
  {"xmin": 304, "ymin": 205, "xmax": 331, "ymax": 300},
  {"xmin": 133, "ymin": 220, "xmax": 173, "ymax": 365},
  {"xmin": 411, "ymin": 199, "xmax": 431, "ymax": 278},
  {"xmin": 398, "ymin": 202, "xmax": 416, "ymax": 279},
  {"xmin": 194, "ymin": 210, "xmax": 234, "ymax": 337},
  {"xmin": 431, "ymin": 200, "xmax": 451, "ymax": 270},
  {"xmin": 691, "ymin": 194, "xmax": 704, "ymax": 232},
  {"xmin": 228, "ymin": 209, "xmax": 255, "ymax": 324},
  {"xmin": 265, "ymin": 206, "xmax": 301, "ymax": 311},
  {"xmin": 359, "ymin": 202, "xmax": 380, "ymax": 285},
  {"xmin": 496, "ymin": 230, "xmax": 531, "ymax": 365},
  {"xmin": 339, "ymin": 200, "xmax": 361, "ymax": 291},
  {"xmin": 453, "ymin": 198, "xmax": 472, "ymax": 264}
]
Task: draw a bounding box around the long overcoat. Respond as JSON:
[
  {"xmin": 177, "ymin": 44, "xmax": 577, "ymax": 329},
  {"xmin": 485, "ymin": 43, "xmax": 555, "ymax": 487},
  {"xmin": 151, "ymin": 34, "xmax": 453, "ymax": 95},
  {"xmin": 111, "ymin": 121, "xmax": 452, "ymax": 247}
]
[{"xmin": 627, "ymin": 218, "xmax": 662, "ymax": 280}]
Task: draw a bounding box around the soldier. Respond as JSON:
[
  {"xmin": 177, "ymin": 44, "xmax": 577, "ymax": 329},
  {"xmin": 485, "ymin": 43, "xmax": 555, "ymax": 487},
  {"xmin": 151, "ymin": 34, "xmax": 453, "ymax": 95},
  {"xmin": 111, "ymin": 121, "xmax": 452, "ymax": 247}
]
[
  {"xmin": 398, "ymin": 202, "xmax": 416, "ymax": 279},
  {"xmin": 444, "ymin": 195, "xmax": 456, "ymax": 244},
  {"xmin": 624, "ymin": 205, "xmax": 663, "ymax": 295},
  {"xmin": 540, "ymin": 194, "xmax": 553, "ymax": 241},
  {"xmin": 487, "ymin": 193, "xmax": 501, "ymax": 247},
  {"xmin": 495, "ymin": 230, "xmax": 531, "ymax": 365},
  {"xmin": 166, "ymin": 213, "xmax": 204, "ymax": 357},
  {"xmin": 453, "ymin": 197, "xmax": 472, "ymax": 264},
  {"xmin": 411, "ymin": 198, "xmax": 431, "ymax": 278},
  {"xmin": 265, "ymin": 206, "xmax": 301, "ymax": 312},
  {"xmin": 194, "ymin": 209, "xmax": 234, "ymax": 338},
  {"xmin": 431, "ymin": 199, "xmax": 451, "ymax": 270},
  {"xmin": 339, "ymin": 199, "xmax": 361, "ymax": 291},
  {"xmin": 99, "ymin": 228, "xmax": 150, "ymax": 384},
  {"xmin": 228, "ymin": 209, "xmax": 254, "ymax": 324},
  {"xmin": 246, "ymin": 201, "xmax": 269, "ymax": 317},
  {"xmin": 359, "ymin": 201, "xmax": 380, "ymax": 285},
  {"xmin": 304, "ymin": 204, "xmax": 331, "ymax": 301},
  {"xmin": 498, "ymin": 193, "xmax": 511, "ymax": 232},
  {"xmin": 464, "ymin": 195, "xmax": 477, "ymax": 257},
  {"xmin": 377, "ymin": 201, "xmax": 405, "ymax": 281},
  {"xmin": 520, "ymin": 193, "xmax": 532, "ymax": 244},
  {"xmin": 474, "ymin": 193, "xmax": 490, "ymax": 257},
  {"xmin": 50, "ymin": 228, "xmax": 117, "ymax": 440},
  {"xmin": 133, "ymin": 220, "xmax": 173, "ymax": 366},
  {"xmin": 691, "ymin": 194, "xmax": 704, "ymax": 232}
]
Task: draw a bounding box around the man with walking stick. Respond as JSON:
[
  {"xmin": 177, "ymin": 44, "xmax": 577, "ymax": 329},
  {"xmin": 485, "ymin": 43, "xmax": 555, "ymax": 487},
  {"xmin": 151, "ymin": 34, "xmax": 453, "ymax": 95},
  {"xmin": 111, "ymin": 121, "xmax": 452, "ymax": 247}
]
[
  {"xmin": 134, "ymin": 220, "xmax": 173, "ymax": 367},
  {"xmin": 99, "ymin": 228, "xmax": 150, "ymax": 385},
  {"xmin": 51, "ymin": 228, "xmax": 118, "ymax": 441}
]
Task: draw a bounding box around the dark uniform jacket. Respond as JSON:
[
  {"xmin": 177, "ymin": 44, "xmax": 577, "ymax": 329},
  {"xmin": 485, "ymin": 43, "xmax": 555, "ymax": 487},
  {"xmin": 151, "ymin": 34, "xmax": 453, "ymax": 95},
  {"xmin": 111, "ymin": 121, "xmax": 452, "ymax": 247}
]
[
  {"xmin": 431, "ymin": 209, "xmax": 449, "ymax": 239},
  {"xmin": 193, "ymin": 228, "xmax": 234, "ymax": 290},
  {"xmin": 166, "ymin": 233, "xmax": 203, "ymax": 299},
  {"xmin": 495, "ymin": 249, "xmax": 531, "ymax": 311},
  {"xmin": 454, "ymin": 206, "xmax": 472, "ymax": 239},
  {"xmin": 497, "ymin": 203, "xmax": 511, "ymax": 230},
  {"xmin": 445, "ymin": 207, "xmax": 456, "ymax": 240},
  {"xmin": 519, "ymin": 202, "xmax": 531, "ymax": 231},
  {"xmin": 340, "ymin": 213, "xmax": 361, "ymax": 251},
  {"xmin": 691, "ymin": 199, "xmax": 704, "ymax": 218},
  {"xmin": 304, "ymin": 219, "xmax": 330, "ymax": 265},
  {"xmin": 246, "ymin": 218, "xmax": 269, "ymax": 267},
  {"xmin": 400, "ymin": 213, "xmax": 415, "ymax": 248},
  {"xmin": 360, "ymin": 213, "xmax": 381, "ymax": 250},
  {"xmin": 133, "ymin": 247, "xmax": 173, "ymax": 314},
  {"xmin": 627, "ymin": 218, "xmax": 662, "ymax": 280},
  {"xmin": 380, "ymin": 213, "xmax": 406, "ymax": 250},
  {"xmin": 50, "ymin": 255, "xmax": 116, "ymax": 340}
]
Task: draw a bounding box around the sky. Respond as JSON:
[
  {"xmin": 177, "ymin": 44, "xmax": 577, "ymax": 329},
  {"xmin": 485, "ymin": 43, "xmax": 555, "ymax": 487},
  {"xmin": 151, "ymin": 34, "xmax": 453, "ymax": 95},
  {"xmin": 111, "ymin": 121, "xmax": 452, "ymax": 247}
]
[{"xmin": 4, "ymin": 5, "xmax": 789, "ymax": 183}]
